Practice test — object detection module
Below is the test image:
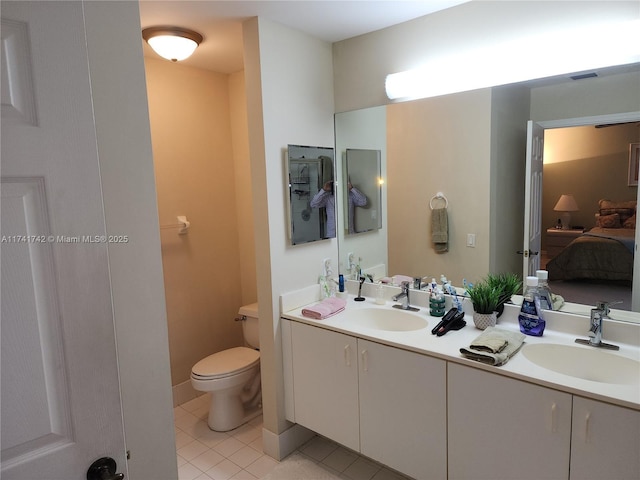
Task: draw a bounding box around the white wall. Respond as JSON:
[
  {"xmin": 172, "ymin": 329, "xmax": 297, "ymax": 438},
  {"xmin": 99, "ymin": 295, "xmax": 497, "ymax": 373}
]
[
  {"xmin": 333, "ymin": 1, "xmax": 640, "ymax": 112},
  {"xmin": 243, "ymin": 17, "xmax": 336, "ymax": 454},
  {"xmin": 83, "ymin": 2, "xmax": 177, "ymax": 478},
  {"xmin": 530, "ymin": 70, "xmax": 640, "ymax": 121}
]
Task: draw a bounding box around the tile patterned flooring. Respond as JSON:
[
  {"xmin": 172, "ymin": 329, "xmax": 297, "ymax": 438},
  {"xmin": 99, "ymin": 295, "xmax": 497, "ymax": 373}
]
[{"xmin": 174, "ymin": 394, "xmax": 410, "ymax": 480}]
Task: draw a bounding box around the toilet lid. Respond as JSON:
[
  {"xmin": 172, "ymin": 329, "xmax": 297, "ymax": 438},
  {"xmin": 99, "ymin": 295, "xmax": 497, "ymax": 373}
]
[{"xmin": 192, "ymin": 346, "xmax": 259, "ymax": 379}]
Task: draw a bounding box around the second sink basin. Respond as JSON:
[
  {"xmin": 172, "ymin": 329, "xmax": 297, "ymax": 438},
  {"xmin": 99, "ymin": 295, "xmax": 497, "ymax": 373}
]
[
  {"xmin": 345, "ymin": 307, "xmax": 428, "ymax": 332},
  {"xmin": 522, "ymin": 343, "xmax": 640, "ymax": 386}
]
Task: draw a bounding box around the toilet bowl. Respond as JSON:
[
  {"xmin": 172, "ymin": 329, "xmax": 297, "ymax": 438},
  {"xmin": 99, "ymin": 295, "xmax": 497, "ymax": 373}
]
[{"xmin": 190, "ymin": 303, "xmax": 261, "ymax": 432}]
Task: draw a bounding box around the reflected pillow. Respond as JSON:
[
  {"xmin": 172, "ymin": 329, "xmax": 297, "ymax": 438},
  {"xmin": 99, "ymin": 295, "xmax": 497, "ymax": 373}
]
[
  {"xmin": 623, "ymin": 213, "xmax": 636, "ymax": 229},
  {"xmin": 596, "ymin": 213, "xmax": 621, "ymax": 228},
  {"xmin": 599, "ymin": 199, "xmax": 636, "ymax": 223}
]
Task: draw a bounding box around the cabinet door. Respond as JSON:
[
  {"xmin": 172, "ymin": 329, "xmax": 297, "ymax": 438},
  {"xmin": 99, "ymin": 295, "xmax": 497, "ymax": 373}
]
[
  {"xmin": 570, "ymin": 396, "xmax": 640, "ymax": 480},
  {"xmin": 359, "ymin": 339, "xmax": 447, "ymax": 480},
  {"xmin": 448, "ymin": 363, "xmax": 571, "ymax": 480},
  {"xmin": 290, "ymin": 322, "xmax": 360, "ymax": 451}
]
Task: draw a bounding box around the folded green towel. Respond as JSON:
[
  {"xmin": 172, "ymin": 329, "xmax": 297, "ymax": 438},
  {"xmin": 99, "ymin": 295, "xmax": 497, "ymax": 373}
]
[{"xmin": 460, "ymin": 327, "xmax": 526, "ymax": 366}]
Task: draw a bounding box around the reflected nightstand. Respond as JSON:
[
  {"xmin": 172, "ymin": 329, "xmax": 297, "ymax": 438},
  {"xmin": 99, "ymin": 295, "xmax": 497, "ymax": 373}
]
[{"xmin": 546, "ymin": 228, "xmax": 584, "ymax": 258}]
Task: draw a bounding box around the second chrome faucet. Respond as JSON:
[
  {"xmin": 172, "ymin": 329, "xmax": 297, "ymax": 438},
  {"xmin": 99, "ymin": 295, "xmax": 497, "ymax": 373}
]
[
  {"xmin": 392, "ymin": 281, "xmax": 419, "ymax": 312},
  {"xmin": 575, "ymin": 301, "xmax": 620, "ymax": 350}
]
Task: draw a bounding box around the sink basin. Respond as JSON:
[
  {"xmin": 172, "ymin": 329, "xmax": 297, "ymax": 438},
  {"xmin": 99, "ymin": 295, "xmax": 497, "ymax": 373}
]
[
  {"xmin": 522, "ymin": 343, "xmax": 640, "ymax": 386},
  {"xmin": 345, "ymin": 308, "xmax": 428, "ymax": 332}
]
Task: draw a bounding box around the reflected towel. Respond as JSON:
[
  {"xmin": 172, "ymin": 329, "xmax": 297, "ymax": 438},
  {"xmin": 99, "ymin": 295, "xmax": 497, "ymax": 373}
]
[
  {"xmin": 302, "ymin": 297, "xmax": 347, "ymax": 320},
  {"xmin": 431, "ymin": 207, "xmax": 448, "ymax": 253},
  {"xmin": 460, "ymin": 327, "xmax": 526, "ymax": 366}
]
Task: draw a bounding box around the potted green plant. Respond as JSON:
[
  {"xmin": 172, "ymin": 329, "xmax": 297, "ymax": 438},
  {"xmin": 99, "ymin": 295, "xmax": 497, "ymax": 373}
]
[
  {"xmin": 486, "ymin": 272, "xmax": 522, "ymax": 317},
  {"xmin": 465, "ymin": 279, "xmax": 501, "ymax": 330}
]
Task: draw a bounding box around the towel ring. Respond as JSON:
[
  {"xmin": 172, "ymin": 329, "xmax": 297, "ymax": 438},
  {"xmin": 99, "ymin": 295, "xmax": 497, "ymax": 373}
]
[{"xmin": 429, "ymin": 192, "xmax": 448, "ymax": 210}]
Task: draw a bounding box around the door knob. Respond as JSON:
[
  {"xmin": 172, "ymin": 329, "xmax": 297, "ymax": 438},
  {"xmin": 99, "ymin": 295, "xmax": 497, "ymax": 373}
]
[{"xmin": 87, "ymin": 457, "xmax": 124, "ymax": 480}]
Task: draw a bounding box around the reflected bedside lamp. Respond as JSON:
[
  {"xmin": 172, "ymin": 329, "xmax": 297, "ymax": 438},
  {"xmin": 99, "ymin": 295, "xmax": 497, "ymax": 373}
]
[{"xmin": 554, "ymin": 194, "xmax": 579, "ymax": 230}]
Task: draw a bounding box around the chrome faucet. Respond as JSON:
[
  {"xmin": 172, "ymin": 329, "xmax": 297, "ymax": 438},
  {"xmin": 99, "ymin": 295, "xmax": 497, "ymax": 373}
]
[
  {"xmin": 575, "ymin": 301, "xmax": 619, "ymax": 350},
  {"xmin": 392, "ymin": 281, "xmax": 419, "ymax": 311}
]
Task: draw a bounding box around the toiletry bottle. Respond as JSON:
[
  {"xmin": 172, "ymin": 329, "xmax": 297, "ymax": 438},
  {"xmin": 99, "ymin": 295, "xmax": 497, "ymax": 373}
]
[
  {"xmin": 535, "ymin": 270, "xmax": 553, "ymax": 310},
  {"xmin": 338, "ymin": 274, "xmax": 345, "ymax": 293},
  {"xmin": 518, "ymin": 276, "xmax": 546, "ymax": 336},
  {"xmin": 429, "ymin": 284, "xmax": 446, "ymax": 317},
  {"xmin": 375, "ymin": 281, "xmax": 386, "ymax": 305}
]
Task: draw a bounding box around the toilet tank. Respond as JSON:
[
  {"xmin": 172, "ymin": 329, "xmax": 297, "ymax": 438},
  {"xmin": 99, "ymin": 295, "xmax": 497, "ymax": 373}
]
[{"xmin": 238, "ymin": 302, "xmax": 260, "ymax": 349}]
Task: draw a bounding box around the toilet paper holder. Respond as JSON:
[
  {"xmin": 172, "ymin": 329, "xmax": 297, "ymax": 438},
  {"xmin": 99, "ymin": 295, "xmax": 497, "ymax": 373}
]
[{"xmin": 160, "ymin": 215, "xmax": 191, "ymax": 235}]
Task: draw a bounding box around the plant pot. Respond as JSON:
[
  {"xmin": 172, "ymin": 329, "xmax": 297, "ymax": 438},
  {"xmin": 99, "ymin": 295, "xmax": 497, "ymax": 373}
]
[{"xmin": 472, "ymin": 311, "xmax": 497, "ymax": 330}]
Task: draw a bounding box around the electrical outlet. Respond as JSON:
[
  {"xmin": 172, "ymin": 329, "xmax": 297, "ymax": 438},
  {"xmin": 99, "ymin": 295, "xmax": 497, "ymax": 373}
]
[{"xmin": 466, "ymin": 234, "xmax": 476, "ymax": 247}]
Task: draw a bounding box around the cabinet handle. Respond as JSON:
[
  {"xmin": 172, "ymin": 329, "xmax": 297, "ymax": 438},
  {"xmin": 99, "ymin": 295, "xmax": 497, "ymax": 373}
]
[
  {"xmin": 584, "ymin": 412, "xmax": 591, "ymax": 443},
  {"xmin": 550, "ymin": 402, "xmax": 557, "ymax": 433},
  {"xmin": 361, "ymin": 349, "xmax": 369, "ymax": 372},
  {"xmin": 344, "ymin": 345, "xmax": 351, "ymax": 367}
]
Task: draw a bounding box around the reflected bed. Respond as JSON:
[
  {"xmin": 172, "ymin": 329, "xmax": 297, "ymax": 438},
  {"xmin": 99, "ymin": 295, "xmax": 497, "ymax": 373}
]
[{"xmin": 546, "ymin": 227, "xmax": 635, "ymax": 282}]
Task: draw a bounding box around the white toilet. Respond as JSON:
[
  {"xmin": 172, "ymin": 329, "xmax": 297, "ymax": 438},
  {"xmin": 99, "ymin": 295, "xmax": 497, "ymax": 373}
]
[{"xmin": 190, "ymin": 303, "xmax": 261, "ymax": 432}]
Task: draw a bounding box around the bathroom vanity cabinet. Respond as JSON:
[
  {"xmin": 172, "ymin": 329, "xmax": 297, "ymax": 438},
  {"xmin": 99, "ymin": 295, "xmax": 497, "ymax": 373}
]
[
  {"xmin": 449, "ymin": 363, "xmax": 640, "ymax": 480},
  {"xmin": 283, "ymin": 314, "xmax": 640, "ymax": 480},
  {"xmin": 287, "ymin": 320, "xmax": 447, "ymax": 479}
]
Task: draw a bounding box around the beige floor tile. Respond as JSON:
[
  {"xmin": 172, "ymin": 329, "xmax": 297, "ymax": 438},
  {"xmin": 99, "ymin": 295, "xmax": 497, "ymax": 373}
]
[
  {"xmin": 322, "ymin": 446, "xmax": 359, "ymax": 472},
  {"xmin": 244, "ymin": 454, "xmax": 279, "ymax": 478},
  {"xmin": 190, "ymin": 449, "xmax": 225, "ymax": 472},
  {"xmin": 343, "ymin": 457, "xmax": 381, "ymax": 480},
  {"xmin": 178, "ymin": 439, "xmax": 210, "ymax": 462},
  {"xmin": 228, "ymin": 445, "xmax": 263, "ymax": 469},
  {"xmin": 300, "ymin": 435, "xmax": 340, "ymax": 461},
  {"xmin": 205, "ymin": 459, "xmax": 242, "ymax": 480}
]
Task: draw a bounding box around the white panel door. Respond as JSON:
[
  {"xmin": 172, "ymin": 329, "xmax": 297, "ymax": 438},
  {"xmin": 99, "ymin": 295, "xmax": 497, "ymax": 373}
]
[
  {"xmin": 1, "ymin": 2, "xmax": 126, "ymax": 479},
  {"xmin": 358, "ymin": 339, "xmax": 447, "ymax": 480},
  {"xmin": 523, "ymin": 120, "xmax": 544, "ymax": 279},
  {"xmin": 570, "ymin": 396, "xmax": 640, "ymax": 479},
  {"xmin": 448, "ymin": 363, "xmax": 571, "ymax": 480},
  {"xmin": 290, "ymin": 322, "xmax": 360, "ymax": 451}
]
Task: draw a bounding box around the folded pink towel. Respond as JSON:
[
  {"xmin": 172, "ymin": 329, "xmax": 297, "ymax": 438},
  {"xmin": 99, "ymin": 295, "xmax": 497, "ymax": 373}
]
[{"xmin": 302, "ymin": 297, "xmax": 347, "ymax": 320}]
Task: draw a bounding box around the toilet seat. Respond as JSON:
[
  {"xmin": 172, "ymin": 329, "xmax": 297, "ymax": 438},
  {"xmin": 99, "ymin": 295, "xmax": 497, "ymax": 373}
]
[{"xmin": 191, "ymin": 346, "xmax": 259, "ymax": 380}]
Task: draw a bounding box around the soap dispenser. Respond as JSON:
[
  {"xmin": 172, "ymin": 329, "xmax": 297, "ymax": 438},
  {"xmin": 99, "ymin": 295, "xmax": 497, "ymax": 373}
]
[
  {"xmin": 518, "ymin": 276, "xmax": 545, "ymax": 336},
  {"xmin": 375, "ymin": 281, "xmax": 386, "ymax": 305}
]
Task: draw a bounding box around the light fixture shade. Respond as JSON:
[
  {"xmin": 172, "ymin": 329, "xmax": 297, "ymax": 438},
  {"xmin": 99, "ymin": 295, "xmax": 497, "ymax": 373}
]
[
  {"xmin": 553, "ymin": 194, "xmax": 579, "ymax": 212},
  {"xmin": 554, "ymin": 194, "xmax": 579, "ymax": 229},
  {"xmin": 142, "ymin": 26, "xmax": 203, "ymax": 62}
]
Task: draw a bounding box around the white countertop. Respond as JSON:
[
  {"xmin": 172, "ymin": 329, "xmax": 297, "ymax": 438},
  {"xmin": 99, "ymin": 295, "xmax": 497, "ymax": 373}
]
[{"xmin": 282, "ymin": 292, "xmax": 640, "ymax": 411}]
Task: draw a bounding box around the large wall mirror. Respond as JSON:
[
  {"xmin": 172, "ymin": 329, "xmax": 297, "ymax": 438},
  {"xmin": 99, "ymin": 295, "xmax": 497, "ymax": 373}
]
[
  {"xmin": 287, "ymin": 144, "xmax": 335, "ymax": 245},
  {"xmin": 334, "ymin": 65, "xmax": 640, "ymax": 323}
]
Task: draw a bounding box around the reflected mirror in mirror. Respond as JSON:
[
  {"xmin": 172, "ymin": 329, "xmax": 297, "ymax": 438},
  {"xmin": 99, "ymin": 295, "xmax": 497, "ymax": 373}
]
[
  {"xmin": 334, "ymin": 65, "xmax": 640, "ymax": 322},
  {"xmin": 287, "ymin": 144, "xmax": 335, "ymax": 245},
  {"xmin": 345, "ymin": 149, "xmax": 382, "ymax": 234}
]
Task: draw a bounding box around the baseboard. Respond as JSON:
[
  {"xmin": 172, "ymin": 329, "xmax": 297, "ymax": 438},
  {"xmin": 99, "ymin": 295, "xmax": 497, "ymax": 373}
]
[
  {"xmin": 262, "ymin": 423, "xmax": 315, "ymax": 460},
  {"xmin": 172, "ymin": 379, "xmax": 204, "ymax": 407}
]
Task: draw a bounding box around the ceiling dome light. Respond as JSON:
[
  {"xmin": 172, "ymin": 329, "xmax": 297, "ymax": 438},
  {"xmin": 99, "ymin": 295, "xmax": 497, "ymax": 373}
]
[{"xmin": 142, "ymin": 26, "xmax": 203, "ymax": 62}]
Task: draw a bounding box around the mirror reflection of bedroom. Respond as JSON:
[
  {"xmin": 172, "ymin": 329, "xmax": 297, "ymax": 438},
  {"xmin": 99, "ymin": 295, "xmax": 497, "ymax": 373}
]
[{"xmin": 541, "ymin": 122, "xmax": 640, "ymax": 311}]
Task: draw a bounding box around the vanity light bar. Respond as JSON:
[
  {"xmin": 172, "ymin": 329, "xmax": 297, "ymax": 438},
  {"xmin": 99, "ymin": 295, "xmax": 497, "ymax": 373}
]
[{"xmin": 385, "ymin": 19, "xmax": 640, "ymax": 101}]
